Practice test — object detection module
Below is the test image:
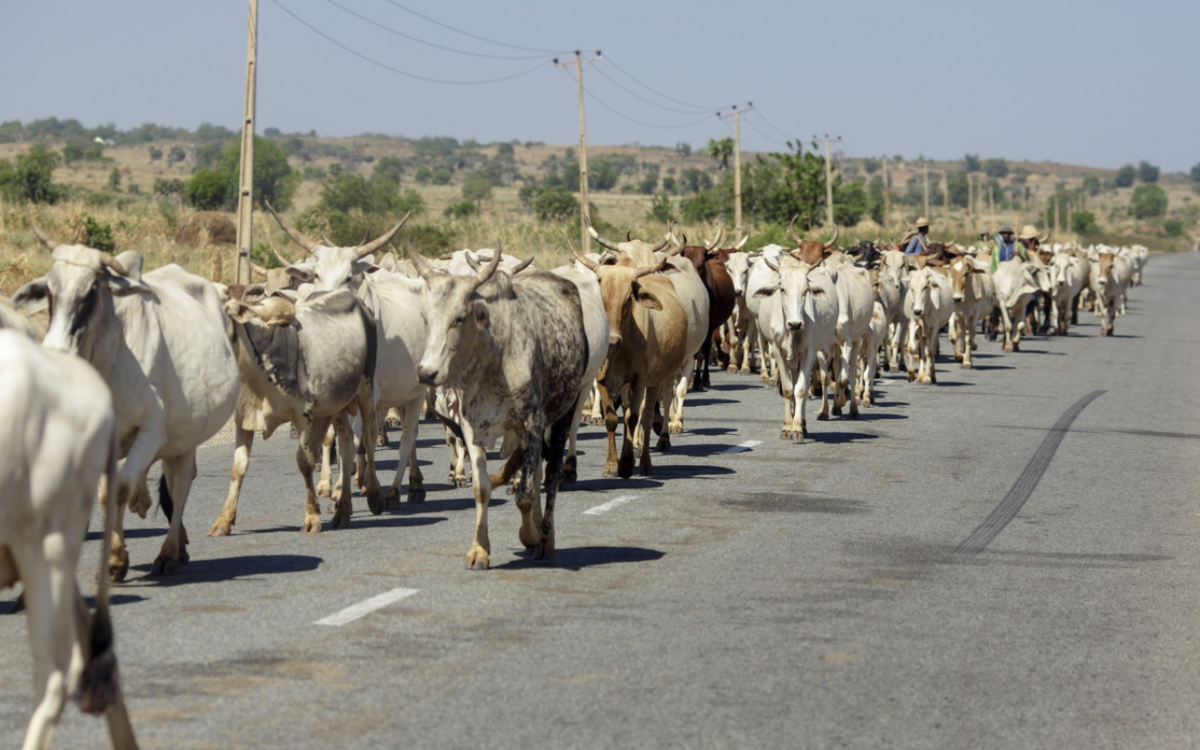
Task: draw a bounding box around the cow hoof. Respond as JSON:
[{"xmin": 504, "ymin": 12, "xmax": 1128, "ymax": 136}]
[
  {"xmin": 817, "ymin": 413, "xmax": 829, "ymax": 421},
  {"xmin": 302, "ymin": 515, "xmax": 322, "ymax": 533},
  {"xmin": 406, "ymin": 486, "xmax": 426, "ymax": 504},
  {"xmin": 617, "ymin": 458, "xmax": 634, "ymax": 479},
  {"xmin": 208, "ymin": 518, "xmax": 233, "ymax": 537},
  {"xmin": 906, "ymin": 372, "xmax": 916, "ymax": 382},
  {"xmin": 657, "ymin": 436, "xmax": 672, "ymax": 452},
  {"xmin": 962, "ymin": 362, "xmax": 972, "ymax": 370},
  {"xmin": 868, "ymin": 395, "xmax": 876, "ymax": 405},
  {"xmin": 108, "ymin": 558, "xmax": 129, "ymax": 584},
  {"xmin": 332, "ymin": 509, "xmax": 352, "ymax": 529},
  {"xmin": 377, "ymin": 435, "xmax": 388, "ymax": 448},
  {"xmin": 465, "ymin": 545, "xmax": 490, "ymax": 570},
  {"xmin": 669, "ymin": 424, "xmax": 683, "ymax": 434},
  {"xmin": 151, "ymin": 555, "xmax": 179, "ymax": 576},
  {"xmin": 849, "ymin": 409, "xmax": 859, "ymax": 420},
  {"xmin": 317, "ymin": 487, "xmax": 332, "ymax": 499},
  {"xmin": 727, "ymin": 365, "xmax": 739, "ymax": 373},
  {"xmin": 602, "ymin": 463, "xmax": 619, "ymax": 478},
  {"xmin": 365, "ymin": 488, "xmax": 384, "ymax": 516},
  {"xmin": 832, "ymin": 405, "xmax": 843, "ymax": 416}
]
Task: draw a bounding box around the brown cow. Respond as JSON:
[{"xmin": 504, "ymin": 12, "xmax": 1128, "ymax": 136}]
[
  {"xmin": 573, "ymin": 248, "xmax": 688, "ymax": 478},
  {"xmin": 677, "ymin": 234, "xmax": 738, "ymax": 389}
]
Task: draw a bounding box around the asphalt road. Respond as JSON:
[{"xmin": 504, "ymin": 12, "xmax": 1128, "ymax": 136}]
[{"xmin": 4, "ymin": 252, "xmax": 1200, "ymax": 750}]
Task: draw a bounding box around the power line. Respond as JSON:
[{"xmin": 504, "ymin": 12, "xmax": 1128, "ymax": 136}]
[
  {"xmin": 753, "ymin": 108, "xmax": 795, "ymax": 141},
  {"xmin": 572, "ymin": 74, "xmax": 715, "ymax": 131},
  {"xmin": 742, "ymin": 115, "xmax": 788, "ymax": 148},
  {"xmin": 272, "ymin": 0, "xmax": 549, "ymax": 85},
  {"xmin": 378, "ymin": 0, "xmax": 573, "ymax": 55},
  {"xmin": 602, "ymin": 56, "xmax": 725, "ymax": 112},
  {"xmin": 589, "ymin": 62, "xmax": 713, "ymax": 115},
  {"xmin": 321, "ymin": 0, "xmax": 549, "ymax": 60}
]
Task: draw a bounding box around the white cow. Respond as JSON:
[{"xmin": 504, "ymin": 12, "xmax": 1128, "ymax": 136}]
[
  {"xmin": 660, "ymin": 254, "xmax": 710, "ymax": 441},
  {"xmin": 857, "ymin": 300, "xmax": 888, "ymax": 406},
  {"xmin": 722, "ymin": 250, "xmax": 759, "ymax": 374},
  {"xmin": 1090, "ymin": 252, "xmax": 1131, "ymax": 336},
  {"xmin": 903, "ymin": 264, "xmax": 954, "ymax": 384},
  {"xmin": 990, "ymin": 258, "xmax": 1042, "ymax": 352},
  {"xmin": 1048, "ymin": 252, "xmax": 1088, "ymax": 336},
  {"xmin": 14, "ymin": 230, "xmax": 239, "ymax": 580},
  {"xmin": 0, "ymin": 331, "xmax": 138, "ymax": 750},
  {"xmin": 946, "ymin": 254, "xmax": 995, "ymax": 368},
  {"xmin": 828, "ymin": 263, "xmax": 874, "ymax": 419},
  {"xmin": 748, "ymin": 254, "xmax": 840, "ymax": 442}
]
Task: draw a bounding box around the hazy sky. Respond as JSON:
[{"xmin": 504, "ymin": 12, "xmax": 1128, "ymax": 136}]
[{"xmin": 3, "ymin": 1, "xmax": 1196, "ymax": 172}]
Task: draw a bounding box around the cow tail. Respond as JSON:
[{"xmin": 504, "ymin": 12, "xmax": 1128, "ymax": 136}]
[
  {"xmin": 158, "ymin": 474, "xmax": 174, "ymax": 523},
  {"xmin": 75, "ymin": 425, "xmax": 121, "ymax": 715}
]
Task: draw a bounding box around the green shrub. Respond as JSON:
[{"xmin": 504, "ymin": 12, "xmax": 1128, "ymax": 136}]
[
  {"xmin": 82, "ymin": 214, "xmax": 116, "ymax": 253},
  {"xmin": 1130, "ymin": 183, "xmax": 1167, "ymax": 219},
  {"xmin": 444, "ymin": 201, "xmax": 478, "ymax": 218},
  {"xmin": 1137, "ymin": 161, "xmax": 1159, "ymax": 183},
  {"xmin": 154, "ymin": 178, "xmax": 185, "ymax": 197},
  {"xmin": 414, "ymin": 166, "xmax": 432, "ymax": 184},
  {"xmin": 1163, "ymin": 219, "xmax": 1184, "ymax": 237},
  {"xmin": 1070, "ymin": 210, "xmax": 1099, "ymax": 235},
  {"xmin": 372, "ymin": 155, "xmax": 403, "ymax": 186},
  {"xmin": 184, "ymin": 169, "xmax": 228, "ymax": 210},
  {"xmin": 167, "ymin": 145, "xmax": 186, "ymax": 164},
  {"xmin": 0, "ymin": 144, "xmax": 66, "ymax": 204},
  {"xmin": 1115, "ymin": 164, "xmax": 1136, "ymax": 188},
  {"xmin": 149, "ymin": 146, "xmax": 163, "ymax": 162},
  {"xmin": 461, "ymin": 173, "xmax": 493, "ymax": 204},
  {"xmin": 646, "ymin": 191, "xmax": 675, "ymax": 223},
  {"xmin": 108, "ymin": 167, "xmax": 121, "ymax": 191},
  {"xmin": 432, "ymin": 168, "xmax": 452, "ymax": 185},
  {"xmin": 519, "ymin": 184, "xmax": 578, "ymax": 221},
  {"xmin": 983, "ymin": 158, "xmax": 1008, "ymax": 178}
]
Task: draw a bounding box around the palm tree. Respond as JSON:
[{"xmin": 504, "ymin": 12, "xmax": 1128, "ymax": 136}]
[{"xmin": 707, "ymin": 137, "xmax": 734, "ymax": 173}]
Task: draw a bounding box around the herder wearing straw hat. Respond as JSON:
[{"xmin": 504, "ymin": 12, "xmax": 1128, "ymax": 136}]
[
  {"xmin": 902, "ymin": 217, "xmax": 931, "ymax": 255},
  {"xmin": 988, "ymin": 222, "xmax": 1027, "ymax": 273}
]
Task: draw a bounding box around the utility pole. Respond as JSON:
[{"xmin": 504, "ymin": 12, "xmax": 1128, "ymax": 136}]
[
  {"xmin": 816, "ymin": 134, "xmax": 842, "ymax": 230},
  {"xmin": 968, "ymin": 173, "xmax": 975, "ymax": 225},
  {"xmin": 234, "ymin": 0, "xmax": 258, "ymax": 285},
  {"xmin": 555, "ymin": 50, "xmax": 601, "ymax": 254},
  {"xmin": 882, "ymin": 155, "xmax": 890, "ymax": 231},
  {"xmin": 988, "ymin": 184, "xmax": 995, "ymax": 227},
  {"xmin": 1055, "ymin": 195, "xmax": 1061, "ymax": 236},
  {"xmin": 922, "ymin": 161, "xmax": 930, "ymax": 220},
  {"xmin": 718, "ymin": 102, "xmax": 752, "ymax": 234}
]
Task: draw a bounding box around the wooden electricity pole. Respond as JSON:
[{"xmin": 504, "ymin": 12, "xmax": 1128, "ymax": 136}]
[
  {"xmin": 882, "ymin": 155, "xmax": 890, "ymax": 230},
  {"xmin": 988, "ymin": 184, "xmax": 995, "ymax": 226},
  {"xmin": 817, "ymin": 134, "xmax": 842, "ymax": 230},
  {"xmin": 556, "ymin": 50, "xmax": 601, "ymax": 254},
  {"xmin": 922, "ymin": 161, "xmax": 930, "ymax": 220},
  {"xmin": 718, "ymin": 103, "xmax": 753, "ymax": 234},
  {"xmin": 234, "ymin": 0, "xmax": 258, "ymax": 285}
]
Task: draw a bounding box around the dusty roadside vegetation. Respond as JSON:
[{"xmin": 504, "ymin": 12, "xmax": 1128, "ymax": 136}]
[{"xmin": 1, "ymin": 128, "xmax": 1195, "ymax": 295}]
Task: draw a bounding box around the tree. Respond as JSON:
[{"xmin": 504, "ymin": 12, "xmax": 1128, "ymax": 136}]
[
  {"xmin": 833, "ymin": 181, "xmax": 867, "ymax": 226},
  {"xmin": 432, "ymin": 168, "xmax": 452, "ymax": 185},
  {"xmin": 963, "ymin": 154, "xmax": 981, "ymax": 173},
  {"xmin": 758, "ymin": 140, "xmax": 830, "ymax": 228},
  {"xmin": 108, "ymin": 167, "xmax": 121, "ymax": 191},
  {"xmin": 149, "ymin": 146, "xmax": 163, "ymax": 162},
  {"xmin": 675, "ymin": 142, "xmax": 691, "ymax": 157},
  {"xmin": 1082, "ymin": 175, "xmax": 1101, "ymax": 196},
  {"xmin": 184, "ymin": 169, "xmax": 228, "ymax": 209},
  {"xmin": 636, "ymin": 172, "xmax": 658, "ymax": 195},
  {"xmin": 1130, "ymin": 183, "xmax": 1167, "ymax": 219},
  {"xmin": 707, "ymin": 137, "xmax": 735, "ymax": 173},
  {"xmin": 1070, "ymin": 210, "xmax": 1099, "ymax": 235},
  {"xmin": 947, "ymin": 172, "xmax": 969, "ymax": 208},
  {"xmin": 0, "ymin": 144, "xmax": 65, "ymax": 204},
  {"xmin": 1137, "ymin": 161, "xmax": 1159, "ymax": 183},
  {"xmin": 1191, "ymin": 162, "xmax": 1200, "ymax": 186},
  {"xmin": 646, "ymin": 191, "xmax": 675, "ymax": 223},
  {"xmin": 1114, "ymin": 164, "xmax": 1136, "ymax": 188},
  {"xmin": 414, "ymin": 167, "xmax": 432, "ymax": 184},
  {"xmin": 461, "ymin": 173, "xmax": 493, "ymax": 204},
  {"xmin": 983, "ymin": 158, "xmax": 1008, "ymax": 178},
  {"xmin": 212, "ymin": 136, "xmax": 299, "ymax": 210},
  {"xmin": 862, "ymin": 158, "xmax": 880, "ymax": 174},
  {"xmin": 372, "ymin": 155, "xmax": 403, "ymax": 187},
  {"xmin": 518, "ymin": 184, "xmax": 578, "ymax": 221},
  {"xmin": 167, "ymin": 145, "xmax": 187, "ymax": 164}
]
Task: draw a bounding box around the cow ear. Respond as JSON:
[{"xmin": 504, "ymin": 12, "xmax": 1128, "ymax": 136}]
[
  {"xmin": 13, "ymin": 278, "xmax": 49, "ymax": 311},
  {"xmin": 106, "ymin": 271, "xmax": 151, "ymax": 297},
  {"xmin": 114, "ymin": 251, "xmax": 144, "ymax": 283},
  {"xmin": 286, "ymin": 266, "xmax": 315, "ymax": 284},
  {"xmin": 472, "ymin": 299, "xmax": 490, "ymax": 329},
  {"xmin": 631, "ymin": 282, "xmax": 664, "ymax": 310},
  {"xmin": 751, "ymin": 282, "xmax": 780, "ymax": 298},
  {"xmin": 822, "ymin": 266, "xmax": 839, "ymax": 285}
]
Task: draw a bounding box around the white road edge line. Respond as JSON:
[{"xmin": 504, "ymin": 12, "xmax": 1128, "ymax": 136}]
[
  {"xmin": 315, "ymin": 587, "xmax": 420, "ymax": 627},
  {"xmin": 723, "ymin": 440, "xmax": 762, "ymax": 453},
  {"xmin": 583, "ymin": 496, "xmax": 634, "ymax": 516}
]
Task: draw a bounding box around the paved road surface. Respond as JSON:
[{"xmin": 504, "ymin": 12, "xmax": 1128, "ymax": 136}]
[{"xmin": 4, "ymin": 252, "xmax": 1200, "ymax": 749}]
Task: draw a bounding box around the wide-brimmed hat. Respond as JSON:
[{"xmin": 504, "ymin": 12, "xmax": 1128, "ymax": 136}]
[
  {"xmin": 915, "ymin": 216, "xmax": 930, "ymax": 228},
  {"xmin": 976, "ymin": 225, "xmax": 990, "ymax": 236},
  {"xmin": 1018, "ymin": 224, "xmax": 1041, "ymax": 241},
  {"xmin": 998, "ymin": 223, "xmax": 1014, "ymax": 234}
]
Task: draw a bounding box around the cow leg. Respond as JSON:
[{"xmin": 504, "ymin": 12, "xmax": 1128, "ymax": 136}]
[
  {"xmin": 863, "ymin": 338, "xmax": 879, "ymax": 406},
  {"xmin": 16, "ymin": 538, "xmax": 79, "ymax": 750},
  {"xmin": 816, "ymin": 353, "xmax": 832, "ymax": 421},
  {"xmin": 461, "ymin": 421, "xmax": 492, "ymax": 570},
  {"xmin": 999, "ymin": 304, "xmax": 1014, "ymax": 352},
  {"xmin": 638, "ymin": 384, "xmax": 656, "ymax": 476},
  {"xmin": 599, "ymin": 382, "xmax": 621, "ymax": 478},
  {"xmin": 672, "ymin": 358, "xmax": 692, "ymax": 432},
  {"xmin": 316, "ymin": 423, "xmax": 335, "ymax": 499},
  {"xmin": 298, "ymin": 416, "xmax": 326, "ymax": 533},
  {"xmin": 534, "ymin": 412, "xmax": 572, "ymax": 562},
  {"xmin": 564, "ymin": 383, "xmax": 588, "ymax": 483},
  {"xmin": 390, "ymin": 397, "xmax": 424, "ymax": 505},
  {"xmin": 210, "ymin": 427, "xmax": 254, "ymax": 537},
  {"xmin": 331, "ymin": 414, "xmax": 355, "ymax": 528},
  {"xmin": 962, "ymin": 315, "xmax": 975, "ymax": 369},
  {"xmin": 846, "ymin": 339, "xmax": 861, "ymax": 418},
  {"xmin": 906, "ymin": 322, "xmax": 920, "ymax": 382},
  {"xmin": 515, "ymin": 422, "xmax": 545, "ymax": 550},
  {"xmin": 354, "ymin": 386, "xmax": 384, "ymax": 513},
  {"xmin": 152, "ymin": 452, "xmax": 195, "ymax": 575},
  {"xmin": 618, "ymin": 381, "xmax": 643, "ymax": 478},
  {"xmin": 796, "ymin": 349, "xmax": 815, "ymax": 441},
  {"xmin": 657, "ymin": 390, "xmax": 673, "ymax": 452}
]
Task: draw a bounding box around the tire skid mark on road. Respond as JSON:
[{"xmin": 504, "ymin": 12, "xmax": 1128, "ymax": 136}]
[
  {"xmin": 314, "ymin": 587, "xmax": 420, "ymax": 626},
  {"xmin": 954, "ymin": 389, "xmax": 1106, "ymax": 556},
  {"xmin": 583, "ymin": 496, "xmax": 634, "ymax": 515}
]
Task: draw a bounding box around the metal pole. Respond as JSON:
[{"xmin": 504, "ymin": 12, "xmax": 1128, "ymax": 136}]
[
  {"xmin": 575, "ymin": 53, "xmax": 588, "ymax": 254},
  {"xmin": 234, "ymin": 0, "xmax": 257, "ymax": 285}
]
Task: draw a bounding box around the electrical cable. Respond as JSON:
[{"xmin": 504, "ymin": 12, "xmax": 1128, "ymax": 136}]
[
  {"xmin": 378, "ymin": 0, "xmax": 574, "ymax": 54},
  {"xmin": 590, "ymin": 62, "xmax": 712, "ymax": 115},
  {"xmin": 602, "ymin": 56, "xmax": 725, "ymax": 111},
  {"xmin": 559, "ymin": 68, "xmax": 714, "ymax": 131},
  {"xmin": 752, "ymin": 108, "xmax": 795, "ymax": 141},
  {"xmin": 742, "ymin": 116, "xmax": 789, "ymax": 148},
  {"xmin": 272, "ymin": 0, "xmax": 549, "ymax": 85},
  {"xmin": 321, "ymin": 0, "xmax": 551, "ymax": 60}
]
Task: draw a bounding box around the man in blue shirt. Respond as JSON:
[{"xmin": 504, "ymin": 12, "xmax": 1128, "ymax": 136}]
[
  {"xmin": 903, "ymin": 217, "xmax": 931, "ymax": 255},
  {"xmin": 989, "ymin": 223, "xmax": 1025, "ymax": 273}
]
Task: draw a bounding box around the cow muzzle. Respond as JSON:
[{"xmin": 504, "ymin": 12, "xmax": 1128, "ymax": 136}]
[
  {"xmin": 608, "ymin": 333, "xmax": 622, "ymax": 348},
  {"xmin": 786, "ymin": 320, "xmax": 802, "ymax": 332},
  {"xmin": 416, "ymin": 365, "xmax": 440, "ymax": 386},
  {"xmin": 952, "ymin": 293, "xmax": 963, "ymax": 302}
]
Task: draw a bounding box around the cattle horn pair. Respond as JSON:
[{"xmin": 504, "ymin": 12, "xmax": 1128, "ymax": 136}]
[
  {"xmin": 788, "ymin": 216, "xmax": 838, "ymax": 250},
  {"xmin": 31, "ymin": 225, "xmax": 59, "ymax": 251},
  {"xmin": 31, "ymin": 225, "xmax": 126, "ymax": 274},
  {"xmin": 704, "ymin": 222, "xmax": 725, "ymax": 251},
  {"xmin": 355, "ymin": 213, "xmax": 410, "ymax": 259},
  {"xmin": 265, "ymin": 200, "xmax": 318, "ymax": 256},
  {"xmin": 584, "ymin": 213, "xmax": 670, "ymax": 254},
  {"xmin": 735, "ymin": 235, "xmax": 748, "ymax": 250}
]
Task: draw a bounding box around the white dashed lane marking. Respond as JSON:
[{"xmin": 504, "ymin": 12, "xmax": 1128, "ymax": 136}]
[
  {"xmin": 722, "ymin": 440, "xmax": 762, "ymax": 453},
  {"xmin": 314, "ymin": 587, "xmax": 420, "ymax": 626},
  {"xmin": 583, "ymin": 496, "xmax": 634, "ymax": 516}
]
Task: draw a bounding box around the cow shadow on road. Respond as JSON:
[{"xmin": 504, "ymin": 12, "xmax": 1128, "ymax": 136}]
[
  {"xmin": 493, "ymin": 545, "xmax": 665, "ymax": 572},
  {"xmin": 128, "ymin": 553, "xmax": 323, "ymax": 586},
  {"xmin": 87, "ymin": 527, "xmax": 166, "ymax": 542},
  {"xmin": 805, "ymin": 431, "xmax": 880, "ymax": 445},
  {"xmin": 685, "ymin": 397, "xmax": 738, "ymax": 407}
]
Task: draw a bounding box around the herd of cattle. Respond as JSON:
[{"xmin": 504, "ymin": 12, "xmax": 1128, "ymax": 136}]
[{"xmin": 0, "ymin": 210, "xmax": 1148, "ymax": 749}]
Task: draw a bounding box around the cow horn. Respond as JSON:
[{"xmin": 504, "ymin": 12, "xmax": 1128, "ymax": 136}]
[
  {"xmin": 823, "ymin": 224, "xmax": 839, "ymax": 251},
  {"xmin": 704, "ymin": 222, "xmax": 725, "ymax": 250},
  {"xmin": 321, "ymin": 232, "xmax": 336, "ymax": 247},
  {"xmin": 31, "ymin": 225, "xmax": 59, "ymax": 251},
  {"xmin": 270, "ymin": 245, "xmax": 291, "ymax": 267},
  {"xmin": 406, "ymin": 245, "xmax": 432, "ymax": 279},
  {"xmin": 249, "ymin": 261, "xmax": 268, "ymax": 276},
  {"xmin": 98, "ymin": 253, "xmax": 127, "ymax": 276},
  {"xmin": 584, "ymin": 214, "xmax": 621, "ymax": 252},
  {"xmin": 636, "ymin": 258, "xmax": 667, "ymax": 278},
  {"xmin": 666, "ymin": 222, "xmax": 682, "ymax": 248},
  {"xmin": 944, "ymin": 235, "xmax": 958, "ymax": 247},
  {"xmin": 764, "ymin": 253, "xmax": 781, "ymax": 271},
  {"xmin": 264, "ymin": 200, "xmax": 319, "ymax": 255},
  {"xmin": 357, "ymin": 213, "xmax": 410, "ymax": 259},
  {"xmin": 473, "ymin": 239, "xmax": 503, "ymax": 286},
  {"xmin": 511, "ymin": 256, "xmax": 535, "ymax": 275},
  {"xmin": 650, "ymin": 235, "xmax": 671, "ymax": 253},
  {"xmin": 735, "ymin": 235, "xmax": 748, "ymax": 250},
  {"xmin": 626, "ymin": 230, "xmax": 632, "ymax": 242},
  {"xmin": 571, "ymin": 247, "xmax": 600, "ymax": 273},
  {"xmin": 789, "ymin": 215, "xmax": 804, "ymax": 247}
]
